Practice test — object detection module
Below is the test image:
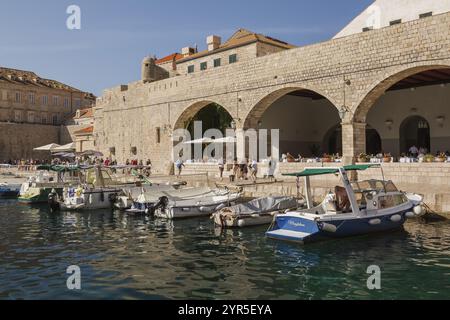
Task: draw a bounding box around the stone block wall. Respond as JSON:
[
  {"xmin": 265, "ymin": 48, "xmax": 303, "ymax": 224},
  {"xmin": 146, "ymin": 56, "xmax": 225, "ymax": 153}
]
[
  {"xmin": 0, "ymin": 122, "xmax": 60, "ymax": 161},
  {"xmin": 94, "ymin": 12, "xmax": 450, "ymax": 173}
]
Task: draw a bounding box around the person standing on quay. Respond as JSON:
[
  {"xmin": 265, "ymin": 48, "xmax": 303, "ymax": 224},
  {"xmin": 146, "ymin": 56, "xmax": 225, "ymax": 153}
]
[
  {"xmin": 218, "ymin": 158, "xmax": 225, "ymax": 181},
  {"xmin": 250, "ymin": 159, "xmax": 258, "ymax": 182},
  {"xmin": 175, "ymin": 158, "xmax": 185, "ymax": 178}
]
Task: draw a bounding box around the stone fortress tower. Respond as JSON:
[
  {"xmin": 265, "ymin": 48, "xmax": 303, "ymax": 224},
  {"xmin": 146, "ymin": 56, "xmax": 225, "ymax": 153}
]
[{"xmin": 141, "ymin": 55, "xmax": 169, "ymax": 83}]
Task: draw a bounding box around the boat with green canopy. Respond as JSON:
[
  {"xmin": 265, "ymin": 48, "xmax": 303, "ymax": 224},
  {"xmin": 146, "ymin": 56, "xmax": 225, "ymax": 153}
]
[
  {"xmin": 266, "ymin": 164, "xmax": 426, "ymax": 244},
  {"xmin": 18, "ymin": 165, "xmax": 81, "ymax": 204}
]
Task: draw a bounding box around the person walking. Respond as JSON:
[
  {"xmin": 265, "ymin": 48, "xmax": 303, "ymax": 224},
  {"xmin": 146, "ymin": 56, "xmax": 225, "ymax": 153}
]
[
  {"xmin": 218, "ymin": 158, "xmax": 225, "ymax": 181},
  {"xmin": 250, "ymin": 159, "xmax": 258, "ymax": 182},
  {"xmin": 175, "ymin": 158, "xmax": 185, "ymax": 178}
]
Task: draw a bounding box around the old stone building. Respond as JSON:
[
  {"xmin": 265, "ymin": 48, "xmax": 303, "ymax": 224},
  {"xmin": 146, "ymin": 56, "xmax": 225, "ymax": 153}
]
[
  {"xmin": 94, "ymin": 0, "xmax": 450, "ymax": 180},
  {"xmin": 0, "ymin": 67, "xmax": 95, "ymax": 161}
]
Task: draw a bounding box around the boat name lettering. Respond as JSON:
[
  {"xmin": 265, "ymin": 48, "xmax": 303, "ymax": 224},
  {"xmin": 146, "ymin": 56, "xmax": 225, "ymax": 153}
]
[{"xmin": 288, "ymin": 220, "xmax": 306, "ymax": 228}]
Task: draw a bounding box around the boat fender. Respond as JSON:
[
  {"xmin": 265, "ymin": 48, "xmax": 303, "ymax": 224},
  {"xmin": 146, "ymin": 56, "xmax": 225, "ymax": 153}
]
[
  {"xmin": 390, "ymin": 214, "xmax": 402, "ymax": 222},
  {"xmin": 215, "ymin": 203, "xmax": 226, "ymax": 211},
  {"xmin": 100, "ymin": 191, "xmax": 105, "ymax": 202},
  {"xmin": 405, "ymin": 211, "xmax": 415, "ymax": 219},
  {"xmin": 199, "ymin": 206, "xmax": 211, "ymax": 213},
  {"xmin": 413, "ymin": 205, "xmax": 425, "ymax": 216},
  {"xmin": 369, "ymin": 219, "xmax": 381, "ymax": 225},
  {"xmin": 89, "ymin": 194, "xmax": 93, "ymax": 204},
  {"xmin": 319, "ymin": 222, "xmax": 337, "ymax": 233}
]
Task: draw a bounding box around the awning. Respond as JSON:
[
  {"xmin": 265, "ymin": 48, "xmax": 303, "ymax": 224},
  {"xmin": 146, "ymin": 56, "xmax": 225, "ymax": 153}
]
[
  {"xmin": 52, "ymin": 142, "xmax": 76, "ymax": 152},
  {"xmin": 283, "ymin": 164, "xmax": 380, "ymax": 177},
  {"xmin": 33, "ymin": 143, "xmax": 61, "ymax": 151},
  {"xmin": 182, "ymin": 137, "xmax": 213, "ymax": 144},
  {"xmin": 211, "ymin": 136, "xmax": 237, "ymax": 144},
  {"xmin": 36, "ymin": 165, "xmax": 81, "ymax": 172},
  {"xmin": 81, "ymin": 150, "xmax": 103, "ymax": 157}
]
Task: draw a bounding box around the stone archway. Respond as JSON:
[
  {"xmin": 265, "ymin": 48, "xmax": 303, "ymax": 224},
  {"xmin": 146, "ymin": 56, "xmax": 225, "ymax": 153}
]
[
  {"xmin": 173, "ymin": 100, "xmax": 233, "ymax": 130},
  {"xmin": 172, "ymin": 100, "xmax": 235, "ymax": 162},
  {"xmin": 242, "ymin": 87, "xmax": 341, "ymax": 158},
  {"xmin": 350, "ymin": 64, "xmax": 450, "ymax": 158},
  {"xmin": 354, "ymin": 65, "xmax": 450, "ymax": 123}
]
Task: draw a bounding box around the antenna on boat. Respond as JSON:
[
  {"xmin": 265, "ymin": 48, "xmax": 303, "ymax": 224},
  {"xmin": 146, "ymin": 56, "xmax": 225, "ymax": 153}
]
[{"xmin": 380, "ymin": 165, "xmax": 387, "ymax": 194}]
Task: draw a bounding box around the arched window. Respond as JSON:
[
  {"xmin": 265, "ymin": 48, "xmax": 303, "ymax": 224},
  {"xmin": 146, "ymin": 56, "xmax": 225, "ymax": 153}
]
[{"xmin": 399, "ymin": 116, "xmax": 430, "ymax": 154}]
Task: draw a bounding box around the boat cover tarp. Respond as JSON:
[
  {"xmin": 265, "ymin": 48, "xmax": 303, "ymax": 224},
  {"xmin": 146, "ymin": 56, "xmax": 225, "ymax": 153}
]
[
  {"xmin": 137, "ymin": 187, "xmax": 224, "ymax": 204},
  {"xmin": 222, "ymin": 196, "xmax": 298, "ymax": 216}
]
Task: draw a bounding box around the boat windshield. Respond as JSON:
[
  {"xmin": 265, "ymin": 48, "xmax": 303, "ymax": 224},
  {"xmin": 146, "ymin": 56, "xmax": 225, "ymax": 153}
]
[
  {"xmin": 83, "ymin": 168, "xmax": 115, "ymax": 186},
  {"xmin": 351, "ymin": 180, "xmax": 398, "ymax": 193}
]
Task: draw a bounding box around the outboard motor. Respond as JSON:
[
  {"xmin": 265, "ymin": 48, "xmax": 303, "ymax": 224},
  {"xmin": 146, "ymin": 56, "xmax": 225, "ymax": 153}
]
[
  {"xmin": 48, "ymin": 189, "xmax": 60, "ymax": 213},
  {"xmin": 149, "ymin": 196, "xmax": 169, "ymax": 215},
  {"xmin": 108, "ymin": 192, "xmax": 117, "ymax": 204}
]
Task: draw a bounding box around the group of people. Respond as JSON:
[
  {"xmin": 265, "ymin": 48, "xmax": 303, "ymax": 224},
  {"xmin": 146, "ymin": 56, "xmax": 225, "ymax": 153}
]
[
  {"xmin": 408, "ymin": 145, "xmax": 450, "ymax": 158},
  {"xmin": 231, "ymin": 159, "xmax": 258, "ymax": 182},
  {"xmin": 2, "ymin": 159, "xmax": 48, "ymax": 171},
  {"xmin": 174, "ymin": 157, "xmax": 259, "ymax": 182}
]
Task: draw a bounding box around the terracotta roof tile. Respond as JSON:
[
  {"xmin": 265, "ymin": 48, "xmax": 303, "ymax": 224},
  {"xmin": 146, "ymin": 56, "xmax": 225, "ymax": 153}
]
[
  {"xmin": 177, "ymin": 28, "xmax": 296, "ymax": 63},
  {"xmin": 0, "ymin": 67, "xmax": 95, "ymax": 98},
  {"xmin": 156, "ymin": 53, "xmax": 183, "ymax": 65}
]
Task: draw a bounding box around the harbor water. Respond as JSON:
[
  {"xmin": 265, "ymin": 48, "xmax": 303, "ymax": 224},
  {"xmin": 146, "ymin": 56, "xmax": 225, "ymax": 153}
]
[{"xmin": 0, "ymin": 199, "xmax": 449, "ymax": 300}]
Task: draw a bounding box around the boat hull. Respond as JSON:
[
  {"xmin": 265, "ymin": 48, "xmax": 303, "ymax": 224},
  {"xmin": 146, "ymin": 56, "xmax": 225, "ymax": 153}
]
[
  {"xmin": 19, "ymin": 187, "xmax": 63, "ymax": 204},
  {"xmin": 59, "ymin": 189, "xmax": 121, "ymax": 211},
  {"xmin": 266, "ymin": 210, "xmax": 410, "ymax": 244},
  {"xmin": 213, "ymin": 213, "xmax": 275, "ymax": 228}
]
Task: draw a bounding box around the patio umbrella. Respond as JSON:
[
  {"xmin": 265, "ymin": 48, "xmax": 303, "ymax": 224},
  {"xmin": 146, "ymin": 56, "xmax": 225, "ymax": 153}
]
[
  {"xmin": 52, "ymin": 142, "xmax": 76, "ymax": 152},
  {"xmin": 211, "ymin": 136, "xmax": 237, "ymax": 144},
  {"xmin": 182, "ymin": 137, "xmax": 214, "ymax": 144},
  {"xmin": 81, "ymin": 150, "xmax": 104, "ymax": 157},
  {"xmin": 33, "ymin": 143, "xmax": 61, "ymax": 151}
]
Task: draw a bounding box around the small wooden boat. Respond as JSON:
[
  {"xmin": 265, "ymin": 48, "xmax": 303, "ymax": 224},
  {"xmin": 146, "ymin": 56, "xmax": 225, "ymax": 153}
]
[
  {"xmin": 212, "ymin": 196, "xmax": 299, "ymax": 228},
  {"xmin": 266, "ymin": 165, "xmax": 427, "ymax": 244}
]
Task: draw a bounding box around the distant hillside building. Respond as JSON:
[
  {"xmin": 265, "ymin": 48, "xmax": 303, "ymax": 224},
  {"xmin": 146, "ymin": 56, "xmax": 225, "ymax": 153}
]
[{"xmin": 0, "ymin": 67, "xmax": 95, "ymax": 161}]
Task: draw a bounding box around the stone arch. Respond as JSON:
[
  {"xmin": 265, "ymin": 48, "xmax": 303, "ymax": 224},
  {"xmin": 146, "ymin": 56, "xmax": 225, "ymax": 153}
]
[
  {"xmin": 173, "ymin": 100, "xmax": 234, "ymax": 130},
  {"xmin": 243, "ymin": 86, "xmax": 340, "ymax": 130},
  {"xmin": 353, "ymin": 63, "xmax": 450, "ymax": 122}
]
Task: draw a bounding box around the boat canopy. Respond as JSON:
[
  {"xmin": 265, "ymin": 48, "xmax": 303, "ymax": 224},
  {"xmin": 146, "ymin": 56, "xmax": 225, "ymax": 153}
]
[
  {"xmin": 282, "ymin": 164, "xmax": 380, "ymax": 177},
  {"xmin": 36, "ymin": 165, "xmax": 81, "ymax": 172}
]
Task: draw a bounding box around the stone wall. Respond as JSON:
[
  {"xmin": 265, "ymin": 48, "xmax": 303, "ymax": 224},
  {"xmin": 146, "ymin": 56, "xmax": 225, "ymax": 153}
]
[
  {"xmin": 95, "ymin": 12, "xmax": 450, "ymax": 173},
  {"xmin": 0, "ymin": 122, "xmax": 60, "ymax": 161}
]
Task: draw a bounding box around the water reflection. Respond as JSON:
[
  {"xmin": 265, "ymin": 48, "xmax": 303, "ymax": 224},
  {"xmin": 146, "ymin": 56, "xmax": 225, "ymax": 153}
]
[{"xmin": 0, "ymin": 200, "xmax": 449, "ymax": 300}]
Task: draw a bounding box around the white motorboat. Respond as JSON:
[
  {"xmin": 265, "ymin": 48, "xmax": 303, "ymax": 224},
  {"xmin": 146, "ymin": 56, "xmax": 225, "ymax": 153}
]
[
  {"xmin": 212, "ymin": 196, "xmax": 300, "ymax": 228},
  {"xmin": 154, "ymin": 188, "xmax": 242, "ymax": 219},
  {"xmin": 266, "ymin": 165, "xmax": 427, "ymax": 244},
  {"xmin": 117, "ymin": 182, "xmax": 187, "ymax": 211}
]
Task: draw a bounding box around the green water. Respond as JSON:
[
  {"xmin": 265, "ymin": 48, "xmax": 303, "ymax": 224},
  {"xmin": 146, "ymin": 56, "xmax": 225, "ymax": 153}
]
[{"xmin": 0, "ymin": 200, "xmax": 449, "ymax": 300}]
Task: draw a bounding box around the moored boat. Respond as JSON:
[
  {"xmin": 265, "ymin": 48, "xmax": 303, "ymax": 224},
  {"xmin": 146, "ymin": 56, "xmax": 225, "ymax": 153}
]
[
  {"xmin": 50, "ymin": 166, "xmax": 127, "ymax": 211},
  {"xmin": 0, "ymin": 183, "xmax": 21, "ymax": 198},
  {"xmin": 154, "ymin": 188, "xmax": 242, "ymax": 219},
  {"xmin": 18, "ymin": 169, "xmax": 67, "ymax": 204},
  {"xmin": 212, "ymin": 196, "xmax": 300, "ymax": 228},
  {"xmin": 266, "ymin": 165, "xmax": 426, "ymax": 244}
]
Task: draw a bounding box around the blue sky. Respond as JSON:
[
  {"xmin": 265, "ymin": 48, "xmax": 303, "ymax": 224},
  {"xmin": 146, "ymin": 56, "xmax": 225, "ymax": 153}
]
[{"xmin": 0, "ymin": 0, "xmax": 373, "ymax": 95}]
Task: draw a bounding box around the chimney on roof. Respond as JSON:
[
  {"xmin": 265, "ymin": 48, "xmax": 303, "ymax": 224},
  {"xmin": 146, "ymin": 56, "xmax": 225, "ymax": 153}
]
[
  {"xmin": 207, "ymin": 35, "xmax": 221, "ymax": 51},
  {"xmin": 181, "ymin": 47, "xmax": 197, "ymax": 57}
]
